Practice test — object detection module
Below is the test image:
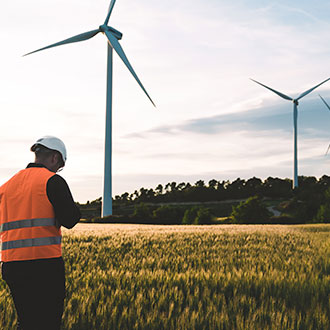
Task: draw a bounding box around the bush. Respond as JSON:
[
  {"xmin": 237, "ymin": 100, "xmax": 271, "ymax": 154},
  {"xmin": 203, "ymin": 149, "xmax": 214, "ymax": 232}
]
[
  {"xmin": 314, "ymin": 188, "xmax": 330, "ymax": 223},
  {"xmin": 279, "ymin": 198, "xmax": 316, "ymax": 223},
  {"xmin": 195, "ymin": 207, "xmax": 214, "ymax": 224},
  {"xmin": 231, "ymin": 196, "xmax": 271, "ymax": 224},
  {"xmin": 152, "ymin": 205, "xmax": 184, "ymax": 224},
  {"xmin": 182, "ymin": 207, "xmax": 213, "ymax": 225},
  {"xmin": 315, "ymin": 204, "xmax": 330, "ymax": 223},
  {"xmin": 132, "ymin": 203, "xmax": 153, "ymax": 222},
  {"xmin": 182, "ymin": 207, "xmax": 200, "ymax": 224}
]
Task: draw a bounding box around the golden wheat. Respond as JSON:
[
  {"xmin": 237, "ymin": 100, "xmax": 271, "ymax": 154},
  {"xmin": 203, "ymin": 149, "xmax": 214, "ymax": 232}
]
[{"xmin": 1, "ymin": 224, "xmax": 330, "ymax": 329}]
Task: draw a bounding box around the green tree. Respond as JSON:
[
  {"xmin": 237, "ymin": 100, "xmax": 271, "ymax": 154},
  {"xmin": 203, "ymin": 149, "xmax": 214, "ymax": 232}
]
[
  {"xmin": 195, "ymin": 180, "xmax": 205, "ymax": 187},
  {"xmin": 231, "ymin": 196, "xmax": 271, "ymax": 224},
  {"xmin": 182, "ymin": 206, "xmax": 199, "ymax": 224},
  {"xmin": 155, "ymin": 184, "xmax": 163, "ymax": 195},
  {"xmin": 318, "ymin": 175, "xmax": 330, "ymax": 191},
  {"xmin": 132, "ymin": 203, "xmax": 152, "ymax": 221},
  {"xmin": 182, "ymin": 206, "xmax": 213, "ymax": 225},
  {"xmin": 208, "ymin": 179, "xmax": 218, "ymax": 189},
  {"xmin": 314, "ymin": 188, "xmax": 330, "ymax": 223},
  {"xmin": 228, "ymin": 178, "xmax": 246, "ymax": 198},
  {"xmin": 153, "ymin": 205, "xmax": 183, "ymax": 224},
  {"xmin": 262, "ymin": 177, "xmax": 292, "ymax": 198},
  {"xmin": 245, "ymin": 177, "xmax": 262, "ymax": 196},
  {"xmin": 120, "ymin": 192, "xmax": 129, "ymax": 201},
  {"xmin": 195, "ymin": 207, "xmax": 213, "ymax": 224},
  {"xmin": 177, "ymin": 182, "xmax": 186, "ymax": 191}
]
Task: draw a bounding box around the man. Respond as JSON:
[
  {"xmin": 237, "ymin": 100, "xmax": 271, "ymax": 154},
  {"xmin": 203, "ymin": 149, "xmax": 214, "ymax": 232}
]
[{"xmin": 0, "ymin": 136, "xmax": 81, "ymax": 330}]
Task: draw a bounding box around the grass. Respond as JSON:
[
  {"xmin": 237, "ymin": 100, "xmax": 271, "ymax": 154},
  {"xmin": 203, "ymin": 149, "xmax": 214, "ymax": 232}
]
[{"xmin": 1, "ymin": 224, "xmax": 330, "ymax": 329}]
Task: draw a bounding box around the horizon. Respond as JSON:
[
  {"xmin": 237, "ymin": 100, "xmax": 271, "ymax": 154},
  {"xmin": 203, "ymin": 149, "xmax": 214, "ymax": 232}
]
[{"xmin": 83, "ymin": 173, "xmax": 329, "ymax": 203}]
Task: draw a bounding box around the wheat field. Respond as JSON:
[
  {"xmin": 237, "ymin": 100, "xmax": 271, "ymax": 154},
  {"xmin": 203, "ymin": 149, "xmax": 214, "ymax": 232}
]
[{"xmin": 1, "ymin": 224, "xmax": 330, "ymax": 329}]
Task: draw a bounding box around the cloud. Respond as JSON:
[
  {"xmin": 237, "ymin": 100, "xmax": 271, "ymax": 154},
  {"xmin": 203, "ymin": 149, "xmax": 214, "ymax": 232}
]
[{"xmin": 125, "ymin": 93, "xmax": 330, "ymax": 140}]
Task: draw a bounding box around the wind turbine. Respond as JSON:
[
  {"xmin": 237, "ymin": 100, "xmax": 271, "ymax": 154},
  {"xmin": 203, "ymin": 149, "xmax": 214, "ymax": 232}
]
[
  {"xmin": 24, "ymin": 0, "xmax": 156, "ymax": 216},
  {"xmin": 251, "ymin": 77, "xmax": 330, "ymax": 188},
  {"xmin": 318, "ymin": 94, "xmax": 330, "ymax": 155}
]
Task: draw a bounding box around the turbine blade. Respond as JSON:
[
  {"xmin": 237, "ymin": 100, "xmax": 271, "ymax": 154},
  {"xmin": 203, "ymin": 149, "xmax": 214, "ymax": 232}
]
[
  {"xmin": 296, "ymin": 77, "xmax": 330, "ymax": 100},
  {"xmin": 105, "ymin": 30, "xmax": 156, "ymax": 107},
  {"xmin": 250, "ymin": 78, "xmax": 293, "ymax": 101},
  {"xmin": 326, "ymin": 144, "xmax": 330, "ymax": 156},
  {"xmin": 319, "ymin": 94, "xmax": 330, "ymax": 112},
  {"xmin": 23, "ymin": 29, "xmax": 100, "ymax": 56},
  {"xmin": 104, "ymin": 0, "xmax": 117, "ymax": 25}
]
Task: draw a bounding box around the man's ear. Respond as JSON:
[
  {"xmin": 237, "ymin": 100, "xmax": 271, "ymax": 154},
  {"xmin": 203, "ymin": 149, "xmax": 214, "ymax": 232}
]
[
  {"xmin": 54, "ymin": 152, "xmax": 64, "ymax": 168},
  {"xmin": 52, "ymin": 153, "xmax": 59, "ymax": 164}
]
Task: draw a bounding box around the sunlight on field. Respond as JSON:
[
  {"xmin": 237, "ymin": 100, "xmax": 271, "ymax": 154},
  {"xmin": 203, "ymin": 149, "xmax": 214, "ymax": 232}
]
[
  {"xmin": 2, "ymin": 224, "xmax": 330, "ymax": 329},
  {"xmin": 62, "ymin": 223, "xmax": 309, "ymax": 236}
]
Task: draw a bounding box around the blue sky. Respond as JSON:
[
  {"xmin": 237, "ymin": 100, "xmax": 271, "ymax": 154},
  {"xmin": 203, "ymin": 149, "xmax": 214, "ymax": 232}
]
[{"xmin": 1, "ymin": 0, "xmax": 330, "ymax": 202}]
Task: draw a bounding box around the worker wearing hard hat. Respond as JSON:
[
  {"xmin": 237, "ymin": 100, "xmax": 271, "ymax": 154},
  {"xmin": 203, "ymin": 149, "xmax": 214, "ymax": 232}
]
[{"xmin": 0, "ymin": 136, "xmax": 81, "ymax": 330}]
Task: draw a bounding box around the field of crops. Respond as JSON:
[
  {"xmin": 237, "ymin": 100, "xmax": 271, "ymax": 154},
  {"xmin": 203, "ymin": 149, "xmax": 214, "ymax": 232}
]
[{"xmin": 1, "ymin": 223, "xmax": 330, "ymax": 329}]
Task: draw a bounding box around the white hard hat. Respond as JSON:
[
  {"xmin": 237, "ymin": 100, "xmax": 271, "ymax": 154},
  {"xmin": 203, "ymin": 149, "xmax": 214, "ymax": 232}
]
[{"xmin": 31, "ymin": 136, "xmax": 67, "ymax": 165}]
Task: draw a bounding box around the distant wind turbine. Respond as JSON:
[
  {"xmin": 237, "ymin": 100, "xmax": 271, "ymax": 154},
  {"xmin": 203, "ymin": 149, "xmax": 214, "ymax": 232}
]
[
  {"xmin": 318, "ymin": 94, "xmax": 330, "ymax": 155},
  {"xmin": 251, "ymin": 77, "xmax": 330, "ymax": 188},
  {"xmin": 326, "ymin": 144, "xmax": 330, "ymax": 156},
  {"xmin": 24, "ymin": 0, "xmax": 156, "ymax": 216}
]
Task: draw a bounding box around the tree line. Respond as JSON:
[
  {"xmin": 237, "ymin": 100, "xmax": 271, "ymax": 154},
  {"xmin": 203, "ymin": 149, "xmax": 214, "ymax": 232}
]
[
  {"xmin": 112, "ymin": 175, "xmax": 330, "ymax": 204},
  {"xmin": 78, "ymin": 175, "xmax": 330, "ymax": 224}
]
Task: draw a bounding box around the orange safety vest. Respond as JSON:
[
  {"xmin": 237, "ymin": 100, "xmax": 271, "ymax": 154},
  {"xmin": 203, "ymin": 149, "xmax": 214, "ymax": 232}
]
[{"xmin": 0, "ymin": 167, "xmax": 62, "ymax": 262}]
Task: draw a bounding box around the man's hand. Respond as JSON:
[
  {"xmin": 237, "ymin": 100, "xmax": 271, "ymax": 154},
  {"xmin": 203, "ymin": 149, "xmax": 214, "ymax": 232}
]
[{"xmin": 55, "ymin": 219, "xmax": 61, "ymax": 229}]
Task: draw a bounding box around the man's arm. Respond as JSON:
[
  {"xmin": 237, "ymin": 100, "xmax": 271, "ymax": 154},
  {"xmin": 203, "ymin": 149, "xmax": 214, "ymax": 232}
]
[{"xmin": 46, "ymin": 175, "xmax": 81, "ymax": 229}]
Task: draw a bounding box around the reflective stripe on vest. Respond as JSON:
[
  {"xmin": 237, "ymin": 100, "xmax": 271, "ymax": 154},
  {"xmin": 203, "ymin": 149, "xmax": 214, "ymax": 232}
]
[
  {"xmin": 0, "ymin": 217, "xmax": 56, "ymax": 232},
  {"xmin": 1, "ymin": 236, "xmax": 62, "ymax": 251}
]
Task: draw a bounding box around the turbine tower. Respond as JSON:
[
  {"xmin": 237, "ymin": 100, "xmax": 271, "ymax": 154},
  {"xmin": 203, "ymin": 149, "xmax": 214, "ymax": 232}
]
[
  {"xmin": 251, "ymin": 78, "xmax": 330, "ymax": 188},
  {"xmin": 24, "ymin": 0, "xmax": 156, "ymax": 216},
  {"xmin": 318, "ymin": 94, "xmax": 330, "ymax": 155}
]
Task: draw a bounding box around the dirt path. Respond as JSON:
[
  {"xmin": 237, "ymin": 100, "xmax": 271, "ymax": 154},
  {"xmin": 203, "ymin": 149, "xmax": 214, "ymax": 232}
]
[{"xmin": 267, "ymin": 206, "xmax": 281, "ymax": 216}]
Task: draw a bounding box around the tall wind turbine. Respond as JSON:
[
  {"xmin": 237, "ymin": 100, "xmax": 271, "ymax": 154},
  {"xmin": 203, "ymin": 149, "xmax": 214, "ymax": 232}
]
[
  {"xmin": 251, "ymin": 78, "xmax": 330, "ymax": 188},
  {"xmin": 318, "ymin": 94, "xmax": 330, "ymax": 155},
  {"xmin": 24, "ymin": 0, "xmax": 156, "ymax": 216}
]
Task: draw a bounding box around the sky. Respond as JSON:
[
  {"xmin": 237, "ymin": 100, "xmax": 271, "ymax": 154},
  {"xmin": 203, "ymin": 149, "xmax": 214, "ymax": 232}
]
[{"xmin": 2, "ymin": 0, "xmax": 330, "ymax": 203}]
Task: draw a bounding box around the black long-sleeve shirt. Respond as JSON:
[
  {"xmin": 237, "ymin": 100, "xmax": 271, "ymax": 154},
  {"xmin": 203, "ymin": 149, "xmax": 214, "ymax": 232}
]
[{"xmin": 26, "ymin": 163, "xmax": 81, "ymax": 229}]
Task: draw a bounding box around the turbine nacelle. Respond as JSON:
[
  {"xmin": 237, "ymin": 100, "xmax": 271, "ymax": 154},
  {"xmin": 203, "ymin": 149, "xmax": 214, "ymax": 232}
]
[{"xmin": 99, "ymin": 25, "xmax": 123, "ymax": 40}]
